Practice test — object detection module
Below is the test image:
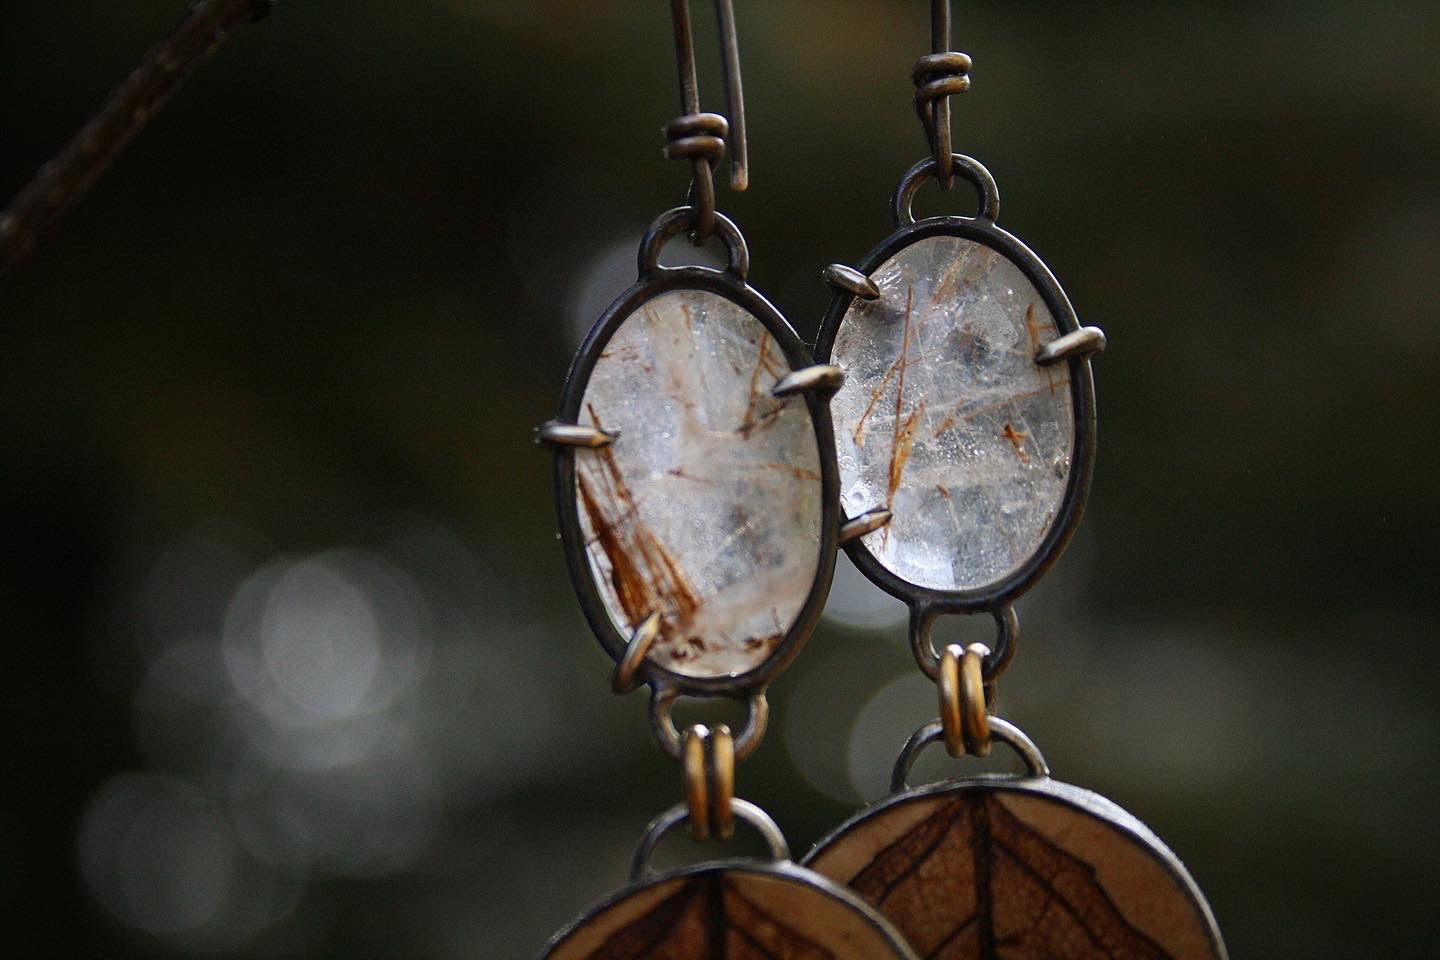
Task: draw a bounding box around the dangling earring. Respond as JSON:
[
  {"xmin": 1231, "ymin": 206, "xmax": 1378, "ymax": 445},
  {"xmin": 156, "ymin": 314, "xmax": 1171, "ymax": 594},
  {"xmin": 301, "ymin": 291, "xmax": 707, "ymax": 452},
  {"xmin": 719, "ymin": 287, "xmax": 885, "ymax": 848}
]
[
  {"xmin": 535, "ymin": 2, "xmax": 916, "ymax": 956},
  {"xmin": 802, "ymin": 3, "xmax": 1228, "ymax": 957}
]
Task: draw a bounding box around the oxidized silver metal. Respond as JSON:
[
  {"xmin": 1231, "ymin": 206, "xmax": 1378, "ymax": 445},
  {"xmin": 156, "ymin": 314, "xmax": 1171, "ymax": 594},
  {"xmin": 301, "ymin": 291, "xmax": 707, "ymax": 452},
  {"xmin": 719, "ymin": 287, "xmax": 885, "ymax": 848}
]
[
  {"xmin": 550, "ymin": 207, "xmax": 840, "ymax": 709},
  {"xmin": 814, "ymin": 153, "xmax": 1100, "ymax": 681}
]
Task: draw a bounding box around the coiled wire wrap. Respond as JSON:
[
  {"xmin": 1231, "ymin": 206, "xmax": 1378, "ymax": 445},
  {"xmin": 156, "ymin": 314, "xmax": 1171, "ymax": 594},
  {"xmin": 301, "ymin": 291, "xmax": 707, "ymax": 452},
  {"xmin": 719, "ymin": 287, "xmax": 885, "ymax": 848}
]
[
  {"xmin": 912, "ymin": 1, "xmax": 972, "ymax": 190},
  {"xmin": 664, "ymin": 112, "xmax": 727, "ymax": 243},
  {"xmin": 665, "ymin": 0, "xmax": 748, "ymax": 244}
]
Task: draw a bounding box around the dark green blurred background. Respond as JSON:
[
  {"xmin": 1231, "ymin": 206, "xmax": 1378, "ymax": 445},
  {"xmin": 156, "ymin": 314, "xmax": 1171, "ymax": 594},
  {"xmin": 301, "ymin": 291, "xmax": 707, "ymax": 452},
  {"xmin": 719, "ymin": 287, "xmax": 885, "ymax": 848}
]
[{"xmin": 3, "ymin": 1, "xmax": 1437, "ymax": 956}]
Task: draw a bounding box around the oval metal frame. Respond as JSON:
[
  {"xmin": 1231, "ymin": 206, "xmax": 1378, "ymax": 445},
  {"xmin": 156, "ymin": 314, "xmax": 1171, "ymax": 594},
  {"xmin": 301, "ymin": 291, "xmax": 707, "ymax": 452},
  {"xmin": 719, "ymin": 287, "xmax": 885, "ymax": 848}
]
[
  {"xmin": 552, "ymin": 208, "xmax": 841, "ymax": 700},
  {"xmin": 814, "ymin": 156, "xmax": 1097, "ymax": 672},
  {"xmin": 802, "ymin": 774, "xmax": 1228, "ymax": 960}
]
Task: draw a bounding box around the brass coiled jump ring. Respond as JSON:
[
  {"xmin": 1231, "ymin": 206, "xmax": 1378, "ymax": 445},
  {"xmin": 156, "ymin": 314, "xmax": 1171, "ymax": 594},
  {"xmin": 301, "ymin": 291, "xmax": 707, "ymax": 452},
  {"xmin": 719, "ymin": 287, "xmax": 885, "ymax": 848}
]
[
  {"xmin": 682, "ymin": 723, "xmax": 735, "ymax": 840},
  {"xmin": 938, "ymin": 642, "xmax": 992, "ymax": 758}
]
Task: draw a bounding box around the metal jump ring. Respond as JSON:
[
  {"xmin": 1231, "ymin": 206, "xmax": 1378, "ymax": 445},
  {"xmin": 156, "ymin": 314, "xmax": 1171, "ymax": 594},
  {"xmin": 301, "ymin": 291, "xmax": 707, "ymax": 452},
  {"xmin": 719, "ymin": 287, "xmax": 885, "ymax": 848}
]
[
  {"xmin": 681, "ymin": 723, "xmax": 736, "ymax": 841},
  {"xmin": 959, "ymin": 644, "xmax": 992, "ymax": 755},
  {"xmin": 650, "ymin": 687, "xmax": 768, "ymax": 762},
  {"xmin": 890, "ymin": 715, "xmax": 1050, "ymax": 793},
  {"xmin": 638, "ymin": 206, "xmax": 750, "ymax": 280},
  {"xmin": 630, "ymin": 798, "xmax": 790, "ymax": 880},
  {"xmin": 892, "ymin": 153, "xmax": 1000, "ymax": 226},
  {"xmin": 683, "ymin": 725, "xmax": 712, "ymax": 840},
  {"xmin": 910, "ymin": 604, "xmax": 1018, "ymax": 682},
  {"xmin": 938, "ymin": 643, "xmax": 992, "ymax": 759},
  {"xmin": 610, "ymin": 611, "xmax": 661, "ymax": 694}
]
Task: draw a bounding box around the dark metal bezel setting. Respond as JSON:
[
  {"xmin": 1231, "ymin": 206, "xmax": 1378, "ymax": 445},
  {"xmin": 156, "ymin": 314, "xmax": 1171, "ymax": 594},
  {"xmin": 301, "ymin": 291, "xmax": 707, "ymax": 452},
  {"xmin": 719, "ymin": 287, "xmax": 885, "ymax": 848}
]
[
  {"xmin": 813, "ymin": 157, "xmax": 1097, "ymax": 637},
  {"xmin": 552, "ymin": 210, "xmax": 840, "ymax": 701},
  {"xmin": 535, "ymin": 859, "xmax": 918, "ymax": 960},
  {"xmin": 803, "ymin": 775, "xmax": 1228, "ymax": 960}
]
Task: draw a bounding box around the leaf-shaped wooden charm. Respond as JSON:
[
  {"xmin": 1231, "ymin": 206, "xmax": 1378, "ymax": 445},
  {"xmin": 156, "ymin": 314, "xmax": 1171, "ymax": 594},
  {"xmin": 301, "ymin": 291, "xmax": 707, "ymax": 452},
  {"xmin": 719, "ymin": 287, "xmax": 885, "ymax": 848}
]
[
  {"xmin": 538, "ymin": 864, "xmax": 918, "ymax": 960},
  {"xmin": 586, "ymin": 873, "xmax": 829, "ymax": 960},
  {"xmin": 806, "ymin": 783, "xmax": 1226, "ymax": 960}
]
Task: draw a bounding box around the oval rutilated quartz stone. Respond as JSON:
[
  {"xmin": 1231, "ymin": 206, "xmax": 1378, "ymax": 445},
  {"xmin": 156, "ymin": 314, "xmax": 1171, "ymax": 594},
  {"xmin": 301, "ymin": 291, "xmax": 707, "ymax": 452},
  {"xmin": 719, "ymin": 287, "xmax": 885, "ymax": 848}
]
[
  {"xmin": 828, "ymin": 235, "xmax": 1074, "ymax": 594},
  {"xmin": 573, "ymin": 288, "xmax": 824, "ymax": 680}
]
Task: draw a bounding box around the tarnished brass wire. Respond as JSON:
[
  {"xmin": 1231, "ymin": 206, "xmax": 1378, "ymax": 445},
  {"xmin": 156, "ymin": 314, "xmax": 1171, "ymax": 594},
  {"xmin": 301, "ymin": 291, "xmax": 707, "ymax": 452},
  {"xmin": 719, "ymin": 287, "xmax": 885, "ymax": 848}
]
[
  {"xmin": 682, "ymin": 724, "xmax": 712, "ymax": 840},
  {"xmin": 611, "ymin": 611, "xmax": 661, "ymax": 694},
  {"xmin": 938, "ymin": 644, "xmax": 965, "ymax": 757},
  {"xmin": 937, "ymin": 642, "xmax": 992, "ymax": 758},
  {"xmin": 912, "ymin": 1, "xmax": 971, "ymax": 190},
  {"xmin": 958, "ymin": 643, "xmax": 992, "ymax": 756},
  {"xmin": 708, "ymin": 724, "xmax": 735, "ymax": 840},
  {"xmin": 680, "ymin": 723, "xmax": 735, "ymax": 840}
]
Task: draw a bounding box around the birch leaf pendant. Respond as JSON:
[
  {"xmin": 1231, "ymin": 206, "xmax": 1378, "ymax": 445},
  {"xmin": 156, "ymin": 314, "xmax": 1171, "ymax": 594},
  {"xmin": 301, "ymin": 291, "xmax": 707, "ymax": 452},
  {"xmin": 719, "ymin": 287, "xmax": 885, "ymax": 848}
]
[
  {"xmin": 537, "ymin": 801, "xmax": 918, "ymax": 960},
  {"xmin": 804, "ymin": 729, "xmax": 1227, "ymax": 960},
  {"xmin": 538, "ymin": 863, "xmax": 918, "ymax": 960}
]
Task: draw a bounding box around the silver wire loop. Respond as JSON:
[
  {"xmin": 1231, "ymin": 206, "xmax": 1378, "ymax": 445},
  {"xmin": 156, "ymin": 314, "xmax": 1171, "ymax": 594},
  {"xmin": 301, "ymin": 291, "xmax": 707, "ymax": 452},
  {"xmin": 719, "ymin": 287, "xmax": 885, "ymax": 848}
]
[
  {"xmin": 893, "ymin": 153, "xmax": 1000, "ymax": 226},
  {"xmin": 668, "ymin": 0, "xmax": 748, "ymax": 244},
  {"xmin": 910, "ymin": 604, "xmax": 1017, "ymax": 682},
  {"xmin": 650, "ymin": 687, "xmax": 768, "ymax": 762},
  {"xmin": 890, "ymin": 715, "xmax": 1049, "ymax": 793},
  {"xmin": 912, "ymin": 1, "xmax": 970, "ymax": 189},
  {"xmin": 638, "ymin": 207, "xmax": 750, "ymax": 280},
  {"xmin": 630, "ymin": 798, "xmax": 790, "ymax": 880}
]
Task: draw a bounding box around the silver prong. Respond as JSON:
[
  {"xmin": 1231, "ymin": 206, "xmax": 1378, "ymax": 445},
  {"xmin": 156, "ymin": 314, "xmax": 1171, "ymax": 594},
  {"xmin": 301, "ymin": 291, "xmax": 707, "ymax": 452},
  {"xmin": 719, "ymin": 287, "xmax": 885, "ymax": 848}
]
[
  {"xmin": 536, "ymin": 420, "xmax": 617, "ymax": 448},
  {"xmin": 1035, "ymin": 326, "xmax": 1107, "ymax": 366},
  {"xmin": 823, "ymin": 263, "xmax": 880, "ymax": 300},
  {"xmin": 772, "ymin": 364, "xmax": 844, "ymax": 398},
  {"xmin": 611, "ymin": 611, "xmax": 661, "ymax": 694},
  {"xmin": 839, "ymin": 507, "xmax": 892, "ymax": 544}
]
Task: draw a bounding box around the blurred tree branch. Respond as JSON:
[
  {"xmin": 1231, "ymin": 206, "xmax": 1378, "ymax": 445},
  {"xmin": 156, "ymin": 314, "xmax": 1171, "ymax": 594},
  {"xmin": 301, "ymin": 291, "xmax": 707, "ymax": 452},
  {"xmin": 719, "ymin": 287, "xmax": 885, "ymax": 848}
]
[{"xmin": 0, "ymin": 0, "xmax": 274, "ymax": 279}]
